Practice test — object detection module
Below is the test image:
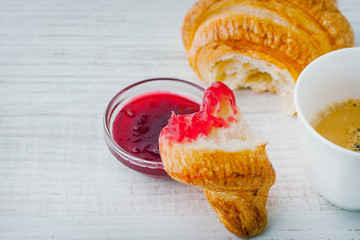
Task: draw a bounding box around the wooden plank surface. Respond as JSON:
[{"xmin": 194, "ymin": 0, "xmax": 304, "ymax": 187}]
[{"xmin": 0, "ymin": 0, "xmax": 359, "ymax": 239}]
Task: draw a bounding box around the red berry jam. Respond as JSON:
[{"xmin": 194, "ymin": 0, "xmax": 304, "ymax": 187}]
[
  {"xmin": 112, "ymin": 92, "xmax": 200, "ymax": 162},
  {"xmin": 160, "ymin": 82, "xmax": 238, "ymax": 143}
]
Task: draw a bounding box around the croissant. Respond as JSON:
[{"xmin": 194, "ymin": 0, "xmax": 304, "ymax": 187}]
[
  {"xmin": 182, "ymin": 0, "xmax": 354, "ymax": 114},
  {"xmin": 159, "ymin": 82, "xmax": 276, "ymax": 238}
]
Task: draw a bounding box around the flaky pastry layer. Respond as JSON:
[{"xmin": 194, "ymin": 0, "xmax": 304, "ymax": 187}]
[
  {"xmin": 159, "ymin": 138, "xmax": 276, "ymax": 238},
  {"xmin": 182, "ymin": 0, "xmax": 354, "ymax": 114}
]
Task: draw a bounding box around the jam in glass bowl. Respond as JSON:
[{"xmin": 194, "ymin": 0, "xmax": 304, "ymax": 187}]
[{"xmin": 103, "ymin": 78, "xmax": 204, "ymax": 176}]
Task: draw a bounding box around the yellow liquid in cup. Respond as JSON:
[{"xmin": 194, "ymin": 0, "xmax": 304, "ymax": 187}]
[{"xmin": 311, "ymin": 98, "xmax": 360, "ymax": 153}]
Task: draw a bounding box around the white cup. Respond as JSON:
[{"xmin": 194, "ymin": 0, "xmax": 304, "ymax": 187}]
[{"xmin": 294, "ymin": 47, "xmax": 360, "ymax": 210}]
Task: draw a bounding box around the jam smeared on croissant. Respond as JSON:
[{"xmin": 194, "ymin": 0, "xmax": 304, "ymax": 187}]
[
  {"xmin": 159, "ymin": 82, "xmax": 276, "ymax": 238},
  {"xmin": 161, "ymin": 82, "xmax": 238, "ymax": 143}
]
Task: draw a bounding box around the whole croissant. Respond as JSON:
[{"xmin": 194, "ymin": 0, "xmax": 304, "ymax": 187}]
[
  {"xmin": 159, "ymin": 82, "xmax": 276, "ymax": 238},
  {"xmin": 182, "ymin": 0, "xmax": 354, "ymax": 114}
]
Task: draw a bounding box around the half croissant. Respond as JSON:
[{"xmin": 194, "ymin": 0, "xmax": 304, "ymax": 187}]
[
  {"xmin": 182, "ymin": 0, "xmax": 354, "ymax": 114},
  {"xmin": 159, "ymin": 81, "xmax": 276, "ymax": 238}
]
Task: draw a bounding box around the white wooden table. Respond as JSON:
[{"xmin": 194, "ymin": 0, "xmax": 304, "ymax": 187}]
[{"xmin": 1, "ymin": 0, "xmax": 359, "ymax": 239}]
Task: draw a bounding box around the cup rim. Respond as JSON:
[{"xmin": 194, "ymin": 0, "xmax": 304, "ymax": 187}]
[
  {"xmin": 103, "ymin": 78, "xmax": 205, "ymax": 168},
  {"xmin": 294, "ymin": 47, "xmax": 360, "ymax": 157}
]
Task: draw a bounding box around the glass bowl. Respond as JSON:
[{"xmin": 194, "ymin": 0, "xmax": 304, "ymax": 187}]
[{"xmin": 103, "ymin": 78, "xmax": 205, "ymax": 176}]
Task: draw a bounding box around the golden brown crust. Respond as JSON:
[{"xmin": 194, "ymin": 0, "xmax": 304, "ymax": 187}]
[
  {"xmin": 205, "ymin": 188, "xmax": 269, "ymax": 238},
  {"xmin": 182, "ymin": 0, "xmax": 354, "ymax": 85},
  {"xmin": 159, "ymin": 139, "xmax": 276, "ymax": 238}
]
